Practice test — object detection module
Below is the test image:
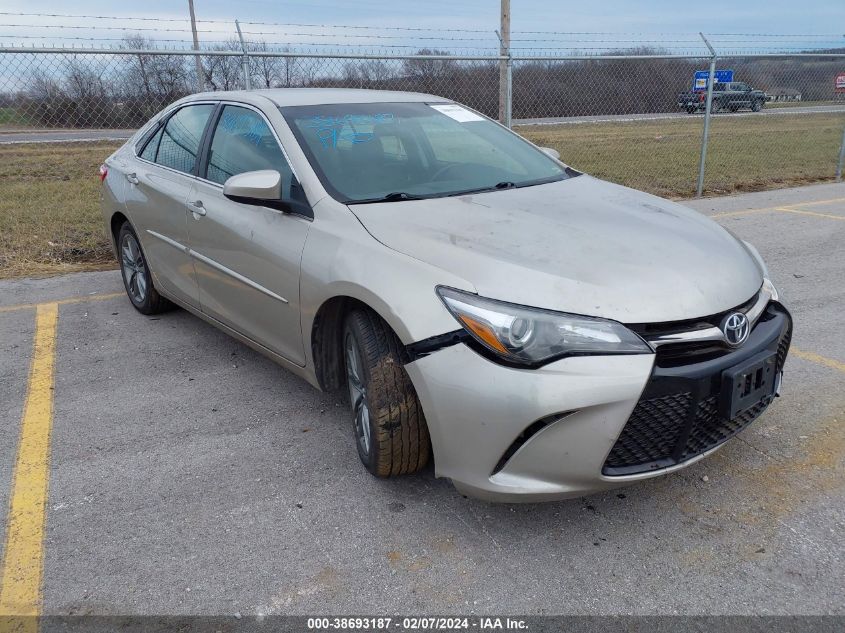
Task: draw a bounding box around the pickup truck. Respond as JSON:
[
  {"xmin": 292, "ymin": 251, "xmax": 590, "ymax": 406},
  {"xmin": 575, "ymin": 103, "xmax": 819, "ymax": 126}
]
[{"xmin": 678, "ymin": 82, "xmax": 767, "ymax": 113}]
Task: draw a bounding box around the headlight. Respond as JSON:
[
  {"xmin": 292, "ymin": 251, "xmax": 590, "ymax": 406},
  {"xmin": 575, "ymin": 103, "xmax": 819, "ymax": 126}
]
[
  {"xmin": 437, "ymin": 287, "xmax": 652, "ymax": 366},
  {"xmin": 762, "ymin": 277, "xmax": 779, "ymax": 302},
  {"xmin": 741, "ymin": 239, "xmax": 770, "ymax": 278}
]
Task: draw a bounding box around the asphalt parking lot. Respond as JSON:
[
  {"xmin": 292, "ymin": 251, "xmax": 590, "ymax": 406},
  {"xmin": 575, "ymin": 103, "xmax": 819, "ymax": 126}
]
[{"xmin": 1, "ymin": 182, "xmax": 843, "ymax": 617}]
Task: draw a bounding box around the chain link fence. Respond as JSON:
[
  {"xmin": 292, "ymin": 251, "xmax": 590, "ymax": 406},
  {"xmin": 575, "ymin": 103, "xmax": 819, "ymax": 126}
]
[{"xmin": 1, "ymin": 46, "xmax": 844, "ymax": 197}]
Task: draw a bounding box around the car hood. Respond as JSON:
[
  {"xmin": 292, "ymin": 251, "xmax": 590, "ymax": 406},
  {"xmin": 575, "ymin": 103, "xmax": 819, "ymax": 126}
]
[{"xmin": 348, "ymin": 175, "xmax": 763, "ymax": 323}]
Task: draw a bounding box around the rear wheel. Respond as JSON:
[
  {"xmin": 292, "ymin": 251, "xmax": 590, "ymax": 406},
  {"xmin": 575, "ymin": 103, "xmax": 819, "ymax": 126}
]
[
  {"xmin": 117, "ymin": 222, "xmax": 172, "ymax": 315},
  {"xmin": 343, "ymin": 308, "xmax": 431, "ymax": 477}
]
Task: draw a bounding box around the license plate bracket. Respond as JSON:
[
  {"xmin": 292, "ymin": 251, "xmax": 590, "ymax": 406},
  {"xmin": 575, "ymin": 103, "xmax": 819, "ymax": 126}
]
[{"xmin": 719, "ymin": 350, "xmax": 778, "ymax": 419}]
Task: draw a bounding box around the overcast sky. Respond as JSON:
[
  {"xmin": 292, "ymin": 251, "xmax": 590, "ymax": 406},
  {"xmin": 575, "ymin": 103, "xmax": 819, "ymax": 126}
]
[{"xmin": 1, "ymin": 0, "xmax": 842, "ymax": 53}]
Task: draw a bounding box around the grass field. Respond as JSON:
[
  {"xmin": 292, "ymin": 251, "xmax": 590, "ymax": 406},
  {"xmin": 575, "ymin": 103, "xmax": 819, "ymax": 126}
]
[
  {"xmin": 0, "ymin": 140, "xmax": 122, "ymax": 278},
  {"xmin": 1, "ymin": 111, "xmax": 843, "ymax": 278},
  {"xmin": 518, "ymin": 112, "xmax": 844, "ymax": 198},
  {"xmin": 765, "ymin": 100, "xmax": 837, "ymax": 109}
]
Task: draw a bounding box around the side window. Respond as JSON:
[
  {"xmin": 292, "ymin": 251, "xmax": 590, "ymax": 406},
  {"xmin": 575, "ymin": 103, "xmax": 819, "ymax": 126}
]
[
  {"xmin": 139, "ymin": 126, "xmax": 163, "ymax": 161},
  {"xmin": 206, "ymin": 105, "xmax": 299, "ymax": 199},
  {"xmin": 155, "ymin": 104, "xmax": 214, "ymax": 174}
]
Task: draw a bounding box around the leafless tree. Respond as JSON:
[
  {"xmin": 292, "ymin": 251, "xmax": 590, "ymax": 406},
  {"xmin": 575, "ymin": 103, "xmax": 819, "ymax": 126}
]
[
  {"xmin": 202, "ymin": 40, "xmax": 243, "ymax": 91},
  {"xmin": 402, "ymin": 49, "xmax": 457, "ymax": 82}
]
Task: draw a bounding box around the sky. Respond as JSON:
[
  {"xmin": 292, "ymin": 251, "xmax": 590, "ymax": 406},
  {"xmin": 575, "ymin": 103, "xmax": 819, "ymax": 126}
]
[{"xmin": 0, "ymin": 0, "xmax": 843, "ymax": 54}]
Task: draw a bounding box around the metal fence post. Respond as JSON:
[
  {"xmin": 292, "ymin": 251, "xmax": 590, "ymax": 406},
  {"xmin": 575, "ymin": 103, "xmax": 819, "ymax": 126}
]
[
  {"xmin": 235, "ymin": 20, "xmax": 251, "ymax": 90},
  {"xmin": 837, "ymin": 124, "xmax": 845, "ymax": 182},
  {"xmin": 505, "ymin": 52, "xmax": 513, "ymax": 128},
  {"xmin": 188, "ymin": 0, "xmax": 204, "ymax": 93},
  {"xmin": 496, "ymin": 25, "xmax": 511, "ymax": 128},
  {"xmin": 696, "ymin": 33, "xmax": 717, "ymax": 197}
]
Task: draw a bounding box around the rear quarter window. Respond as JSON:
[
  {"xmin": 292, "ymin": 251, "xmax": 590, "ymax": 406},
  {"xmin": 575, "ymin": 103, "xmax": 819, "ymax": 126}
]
[
  {"xmin": 139, "ymin": 127, "xmax": 164, "ymax": 162},
  {"xmin": 154, "ymin": 104, "xmax": 215, "ymax": 174}
]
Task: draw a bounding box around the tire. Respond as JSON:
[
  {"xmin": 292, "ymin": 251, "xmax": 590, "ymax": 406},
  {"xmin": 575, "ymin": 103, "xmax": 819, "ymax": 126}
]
[
  {"xmin": 752, "ymin": 100, "xmax": 763, "ymax": 112},
  {"xmin": 117, "ymin": 221, "xmax": 173, "ymax": 315},
  {"xmin": 710, "ymin": 100, "xmax": 721, "ymax": 114},
  {"xmin": 686, "ymin": 106, "xmax": 696, "ymax": 114},
  {"xmin": 343, "ymin": 308, "xmax": 431, "ymax": 477}
]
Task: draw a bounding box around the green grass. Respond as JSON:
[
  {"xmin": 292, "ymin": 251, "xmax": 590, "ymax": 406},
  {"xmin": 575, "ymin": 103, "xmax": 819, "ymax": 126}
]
[
  {"xmin": 764, "ymin": 100, "xmax": 835, "ymax": 109},
  {"xmin": 0, "ymin": 107, "xmax": 33, "ymax": 128},
  {"xmin": 1, "ymin": 112, "xmax": 843, "ymax": 278},
  {"xmin": 0, "ymin": 140, "xmax": 122, "ymax": 278},
  {"xmin": 517, "ymin": 112, "xmax": 845, "ymax": 198}
]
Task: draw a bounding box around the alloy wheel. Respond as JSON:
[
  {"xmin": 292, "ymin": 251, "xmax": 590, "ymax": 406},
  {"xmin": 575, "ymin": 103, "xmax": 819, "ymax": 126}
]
[
  {"xmin": 120, "ymin": 232, "xmax": 147, "ymax": 304},
  {"xmin": 345, "ymin": 332, "xmax": 372, "ymax": 455}
]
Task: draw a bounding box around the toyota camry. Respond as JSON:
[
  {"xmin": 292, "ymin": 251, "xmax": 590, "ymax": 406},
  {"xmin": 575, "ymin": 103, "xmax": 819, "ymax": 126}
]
[{"xmin": 100, "ymin": 89, "xmax": 791, "ymax": 501}]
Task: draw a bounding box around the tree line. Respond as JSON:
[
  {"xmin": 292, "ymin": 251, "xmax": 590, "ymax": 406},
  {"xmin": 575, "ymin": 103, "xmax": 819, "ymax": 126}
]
[{"xmin": 3, "ymin": 38, "xmax": 842, "ymax": 128}]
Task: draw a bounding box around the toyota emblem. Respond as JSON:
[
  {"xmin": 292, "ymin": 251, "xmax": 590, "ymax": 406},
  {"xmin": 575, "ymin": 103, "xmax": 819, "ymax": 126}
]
[{"xmin": 722, "ymin": 312, "xmax": 750, "ymax": 347}]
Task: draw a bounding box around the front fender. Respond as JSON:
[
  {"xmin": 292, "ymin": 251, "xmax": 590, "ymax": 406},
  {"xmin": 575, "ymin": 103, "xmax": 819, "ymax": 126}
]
[{"xmin": 299, "ymin": 200, "xmax": 474, "ymax": 367}]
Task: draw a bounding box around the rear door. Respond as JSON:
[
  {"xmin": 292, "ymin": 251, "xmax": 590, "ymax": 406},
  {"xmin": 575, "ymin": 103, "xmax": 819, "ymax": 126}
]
[
  {"xmin": 185, "ymin": 103, "xmax": 311, "ymax": 365},
  {"xmin": 124, "ymin": 103, "xmax": 216, "ymax": 308}
]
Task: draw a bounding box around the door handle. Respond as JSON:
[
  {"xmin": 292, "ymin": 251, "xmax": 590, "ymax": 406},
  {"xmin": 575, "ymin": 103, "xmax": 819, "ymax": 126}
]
[
  {"xmin": 189, "ymin": 199, "xmax": 206, "ymax": 216},
  {"xmin": 126, "ymin": 173, "xmax": 139, "ymax": 185}
]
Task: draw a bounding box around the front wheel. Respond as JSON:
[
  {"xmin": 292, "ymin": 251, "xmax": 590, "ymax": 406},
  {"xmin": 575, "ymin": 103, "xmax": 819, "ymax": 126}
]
[
  {"xmin": 343, "ymin": 308, "xmax": 431, "ymax": 477},
  {"xmin": 752, "ymin": 100, "xmax": 763, "ymax": 112}
]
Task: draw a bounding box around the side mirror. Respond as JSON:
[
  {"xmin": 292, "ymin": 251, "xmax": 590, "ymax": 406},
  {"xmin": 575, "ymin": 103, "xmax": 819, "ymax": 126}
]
[
  {"xmin": 540, "ymin": 147, "xmax": 560, "ymax": 160},
  {"xmin": 223, "ymin": 170, "xmax": 283, "ymax": 206}
]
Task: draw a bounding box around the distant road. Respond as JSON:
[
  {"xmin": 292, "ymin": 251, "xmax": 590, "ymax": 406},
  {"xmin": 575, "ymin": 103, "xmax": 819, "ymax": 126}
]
[
  {"xmin": 0, "ymin": 104, "xmax": 843, "ymax": 143},
  {"xmin": 0, "ymin": 129, "xmax": 135, "ymax": 144},
  {"xmin": 514, "ymin": 104, "xmax": 845, "ymax": 126}
]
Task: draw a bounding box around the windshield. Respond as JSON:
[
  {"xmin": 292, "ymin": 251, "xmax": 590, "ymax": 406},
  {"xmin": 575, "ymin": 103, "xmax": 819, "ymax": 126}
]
[{"xmin": 280, "ymin": 102, "xmax": 570, "ymax": 203}]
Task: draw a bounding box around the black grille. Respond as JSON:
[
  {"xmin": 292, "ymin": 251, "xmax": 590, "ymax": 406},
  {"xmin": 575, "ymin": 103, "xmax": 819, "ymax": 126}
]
[
  {"xmin": 604, "ymin": 393, "xmax": 691, "ymax": 469},
  {"xmin": 603, "ymin": 303, "xmax": 792, "ymax": 476}
]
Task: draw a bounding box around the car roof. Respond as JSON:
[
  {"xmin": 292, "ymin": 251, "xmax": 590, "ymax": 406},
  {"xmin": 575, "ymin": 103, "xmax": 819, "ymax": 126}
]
[{"xmin": 185, "ymin": 88, "xmax": 447, "ymax": 107}]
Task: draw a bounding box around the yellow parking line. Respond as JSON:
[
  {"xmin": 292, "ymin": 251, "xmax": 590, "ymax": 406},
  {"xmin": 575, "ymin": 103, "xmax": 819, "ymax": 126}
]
[
  {"xmin": 774, "ymin": 207, "xmax": 844, "ymax": 221},
  {"xmin": 711, "ymin": 208, "xmax": 774, "ymax": 219},
  {"xmin": 0, "ymin": 292, "xmax": 123, "ymax": 314},
  {"xmin": 781, "ymin": 196, "xmax": 845, "ymax": 209},
  {"xmin": 0, "ymin": 303, "xmax": 59, "ymax": 626},
  {"xmin": 711, "ymin": 195, "xmax": 845, "ymax": 220},
  {"xmin": 791, "ymin": 347, "xmax": 845, "ymax": 374}
]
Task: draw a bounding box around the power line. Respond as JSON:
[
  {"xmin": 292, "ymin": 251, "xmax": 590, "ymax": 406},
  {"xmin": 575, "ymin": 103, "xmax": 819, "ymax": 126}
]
[
  {"xmin": 1, "ymin": 13, "xmax": 841, "ymax": 40},
  {"xmin": 4, "ymin": 23, "xmax": 218, "ymax": 33},
  {"xmin": 239, "ymin": 31, "xmax": 495, "ymax": 41},
  {"xmin": 0, "ymin": 12, "xmax": 492, "ymax": 33},
  {"xmin": 235, "ymin": 20, "xmax": 491, "ymax": 33},
  {"xmin": 1, "ymin": 23, "xmax": 500, "ymax": 42},
  {"xmin": 0, "ymin": 35, "xmax": 500, "ymax": 51}
]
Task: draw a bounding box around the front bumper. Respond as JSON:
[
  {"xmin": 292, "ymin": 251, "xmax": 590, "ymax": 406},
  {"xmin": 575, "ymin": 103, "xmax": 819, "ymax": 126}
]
[{"xmin": 405, "ymin": 302, "xmax": 792, "ymax": 502}]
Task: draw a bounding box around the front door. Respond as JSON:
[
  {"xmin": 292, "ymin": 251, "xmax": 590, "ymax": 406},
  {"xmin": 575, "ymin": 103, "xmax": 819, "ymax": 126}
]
[{"xmin": 186, "ymin": 104, "xmax": 310, "ymax": 365}]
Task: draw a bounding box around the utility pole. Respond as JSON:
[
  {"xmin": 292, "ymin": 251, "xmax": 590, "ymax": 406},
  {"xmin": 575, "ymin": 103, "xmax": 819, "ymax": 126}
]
[
  {"xmin": 188, "ymin": 0, "xmax": 205, "ymax": 93},
  {"xmin": 498, "ymin": 0, "xmax": 511, "ymax": 126}
]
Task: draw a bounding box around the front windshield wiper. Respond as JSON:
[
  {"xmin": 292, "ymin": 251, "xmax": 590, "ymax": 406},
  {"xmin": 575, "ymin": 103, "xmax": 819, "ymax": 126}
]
[
  {"xmin": 349, "ymin": 191, "xmax": 429, "ymax": 204},
  {"xmin": 445, "ymin": 181, "xmax": 518, "ymax": 197}
]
